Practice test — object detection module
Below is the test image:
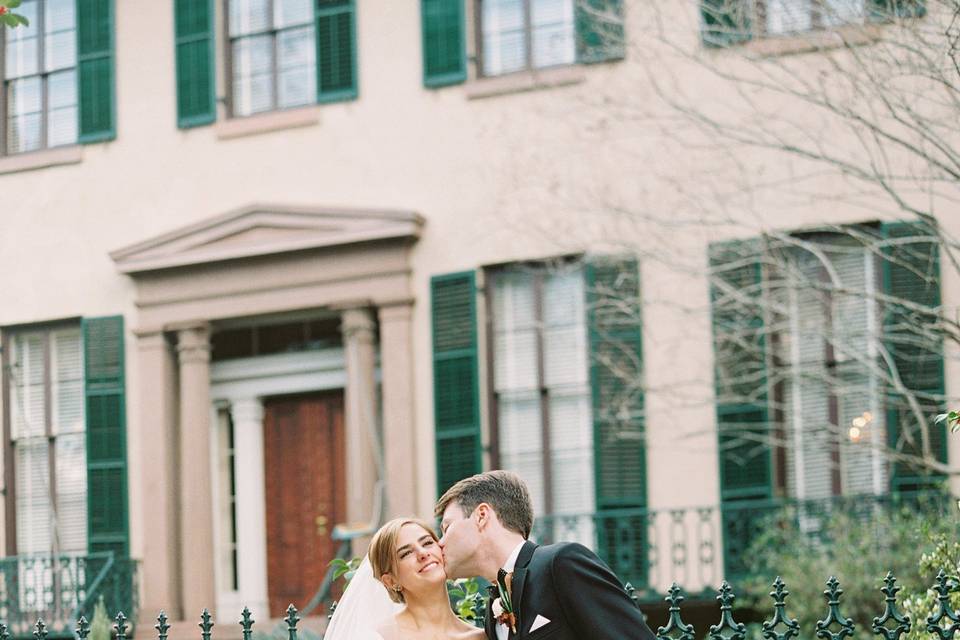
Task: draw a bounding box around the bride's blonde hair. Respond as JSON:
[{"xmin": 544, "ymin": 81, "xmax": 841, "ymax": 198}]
[{"xmin": 368, "ymin": 517, "xmax": 439, "ymax": 604}]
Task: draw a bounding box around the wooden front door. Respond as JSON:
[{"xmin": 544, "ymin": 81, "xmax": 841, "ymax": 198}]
[{"xmin": 263, "ymin": 392, "xmax": 346, "ymax": 617}]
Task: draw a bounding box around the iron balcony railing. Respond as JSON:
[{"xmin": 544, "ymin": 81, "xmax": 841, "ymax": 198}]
[
  {"xmin": 531, "ymin": 490, "xmax": 952, "ymax": 600},
  {"xmin": 0, "ymin": 553, "xmax": 139, "ymax": 639}
]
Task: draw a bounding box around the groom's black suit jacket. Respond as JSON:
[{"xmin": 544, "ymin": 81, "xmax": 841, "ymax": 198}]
[{"xmin": 484, "ymin": 541, "xmax": 657, "ymax": 640}]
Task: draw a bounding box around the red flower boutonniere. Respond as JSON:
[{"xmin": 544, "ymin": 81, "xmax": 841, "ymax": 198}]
[{"xmin": 492, "ymin": 571, "xmax": 516, "ymax": 633}]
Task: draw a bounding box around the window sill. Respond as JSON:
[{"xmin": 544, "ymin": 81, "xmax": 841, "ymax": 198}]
[
  {"xmin": 215, "ymin": 105, "xmax": 322, "ymax": 141},
  {"xmin": 743, "ymin": 23, "xmax": 883, "ymax": 57},
  {"xmin": 466, "ymin": 65, "xmax": 586, "ymax": 100},
  {"xmin": 0, "ymin": 145, "xmax": 82, "ymax": 175}
]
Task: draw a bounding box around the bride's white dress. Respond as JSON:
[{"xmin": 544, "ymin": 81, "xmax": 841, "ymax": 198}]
[{"xmin": 324, "ymin": 558, "xmax": 403, "ymax": 640}]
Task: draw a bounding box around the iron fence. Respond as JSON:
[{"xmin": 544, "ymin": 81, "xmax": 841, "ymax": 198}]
[
  {"xmin": 0, "ymin": 553, "xmax": 138, "ymax": 639},
  {"xmin": 532, "ymin": 490, "xmax": 953, "ymax": 599},
  {"xmin": 17, "ymin": 567, "xmax": 960, "ymax": 640}
]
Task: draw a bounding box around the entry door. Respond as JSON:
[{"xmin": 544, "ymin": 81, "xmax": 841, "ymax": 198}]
[{"xmin": 263, "ymin": 392, "xmax": 345, "ymax": 617}]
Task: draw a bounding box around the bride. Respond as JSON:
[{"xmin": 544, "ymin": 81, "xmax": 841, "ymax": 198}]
[{"xmin": 325, "ymin": 517, "xmax": 485, "ymax": 640}]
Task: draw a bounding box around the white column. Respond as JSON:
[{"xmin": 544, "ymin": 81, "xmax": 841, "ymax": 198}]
[
  {"xmin": 177, "ymin": 324, "xmax": 216, "ymax": 618},
  {"xmin": 341, "ymin": 308, "xmax": 379, "ymax": 543},
  {"xmin": 231, "ymin": 397, "xmax": 270, "ymax": 622},
  {"xmin": 378, "ymin": 302, "xmax": 418, "ymax": 517}
]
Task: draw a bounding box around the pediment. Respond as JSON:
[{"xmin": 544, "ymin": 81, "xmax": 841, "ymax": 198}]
[{"xmin": 111, "ymin": 204, "xmax": 422, "ymax": 274}]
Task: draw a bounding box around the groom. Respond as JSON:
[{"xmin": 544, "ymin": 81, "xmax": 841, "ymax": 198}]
[{"xmin": 436, "ymin": 470, "xmax": 657, "ymax": 640}]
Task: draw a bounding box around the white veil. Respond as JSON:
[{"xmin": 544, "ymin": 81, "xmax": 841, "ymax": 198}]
[{"xmin": 324, "ymin": 557, "xmax": 403, "ymax": 640}]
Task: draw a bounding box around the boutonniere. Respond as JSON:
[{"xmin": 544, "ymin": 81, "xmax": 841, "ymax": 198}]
[{"xmin": 493, "ymin": 572, "xmax": 517, "ymax": 633}]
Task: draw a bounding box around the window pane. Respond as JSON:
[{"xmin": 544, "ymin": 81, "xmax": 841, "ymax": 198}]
[
  {"xmin": 822, "ymin": 0, "xmax": 865, "ymax": 27},
  {"xmin": 56, "ymin": 433, "xmax": 87, "ymax": 553},
  {"xmin": 275, "ymin": 0, "xmax": 313, "ymax": 28},
  {"xmin": 16, "ymin": 439, "xmax": 52, "ymax": 554},
  {"xmin": 531, "ymin": 0, "xmax": 574, "ymax": 68},
  {"xmin": 230, "ymin": 0, "xmax": 271, "ymax": 36},
  {"xmin": 6, "ymin": 35, "xmax": 40, "ymax": 79},
  {"xmin": 45, "ymin": 30, "xmax": 77, "ymax": 72},
  {"xmin": 47, "ymin": 106, "xmax": 77, "ymax": 147},
  {"xmin": 11, "ymin": 332, "xmax": 46, "ymax": 439},
  {"xmin": 7, "ymin": 76, "xmax": 43, "ymax": 116},
  {"xmin": 543, "ymin": 269, "xmax": 587, "ymax": 388},
  {"xmin": 765, "ymin": 0, "xmax": 813, "ymax": 35},
  {"xmin": 45, "ymin": 0, "xmax": 76, "ymax": 32},
  {"xmin": 232, "ymin": 35, "xmax": 275, "ymax": 115},
  {"xmin": 493, "ymin": 272, "xmax": 539, "ymax": 391},
  {"xmin": 52, "ymin": 329, "xmax": 83, "ymax": 434},
  {"xmin": 482, "ymin": 0, "xmax": 527, "ymax": 76},
  {"xmin": 498, "ymin": 391, "xmax": 545, "ymax": 514},
  {"xmin": 278, "ymin": 26, "xmax": 315, "ymax": 107}
]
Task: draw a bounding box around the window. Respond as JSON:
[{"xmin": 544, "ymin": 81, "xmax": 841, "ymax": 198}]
[
  {"xmin": 2, "ymin": 0, "xmax": 78, "ymax": 154},
  {"xmin": 221, "ymin": 0, "xmax": 356, "ymax": 119},
  {"xmin": 7, "ymin": 327, "xmax": 86, "ymax": 555},
  {"xmin": 488, "ymin": 264, "xmax": 594, "ymax": 536},
  {"xmin": 701, "ymin": 0, "xmax": 926, "ymax": 45},
  {"xmin": 478, "ymin": 0, "xmax": 576, "ymax": 77},
  {"xmin": 229, "ymin": 0, "xmax": 317, "ymax": 116},
  {"xmin": 769, "ymin": 236, "xmax": 886, "ymax": 499}
]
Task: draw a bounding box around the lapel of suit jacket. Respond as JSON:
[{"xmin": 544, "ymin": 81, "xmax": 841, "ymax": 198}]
[
  {"xmin": 485, "ymin": 585, "xmax": 498, "ymax": 640},
  {"xmin": 509, "ymin": 540, "xmax": 538, "ymax": 636}
]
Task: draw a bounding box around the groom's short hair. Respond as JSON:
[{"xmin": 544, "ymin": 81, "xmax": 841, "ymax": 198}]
[{"xmin": 435, "ymin": 470, "xmax": 533, "ymax": 538}]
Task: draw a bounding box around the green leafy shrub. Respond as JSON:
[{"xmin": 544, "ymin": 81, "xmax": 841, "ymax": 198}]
[
  {"xmin": 90, "ymin": 596, "xmax": 113, "ymax": 640},
  {"xmin": 738, "ymin": 500, "xmax": 958, "ymax": 640}
]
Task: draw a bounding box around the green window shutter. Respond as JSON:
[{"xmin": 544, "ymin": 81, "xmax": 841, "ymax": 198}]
[
  {"xmin": 315, "ymin": 0, "xmax": 358, "ymax": 103},
  {"xmin": 175, "ymin": 0, "xmax": 216, "ymax": 128},
  {"xmin": 83, "ymin": 316, "xmax": 129, "ymax": 558},
  {"xmin": 709, "ymin": 238, "xmax": 771, "ymax": 579},
  {"xmin": 421, "ymin": 0, "xmax": 466, "ymax": 88},
  {"xmin": 587, "ymin": 256, "xmax": 646, "ymax": 587},
  {"xmin": 77, "ymin": 0, "xmax": 115, "ymax": 143},
  {"xmin": 880, "ymin": 220, "xmax": 945, "ymax": 491},
  {"xmin": 700, "ymin": 0, "xmax": 751, "ymax": 48},
  {"xmin": 575, "ymin": 0, "xmax": 625, "ymax": 64},
  {"xmin": 432, "ymin": 271, "xmax": 482, "ymax": 498},
  {"xmin": 586, "ymin": 256, "xmax": 646, "ymax": 510}
]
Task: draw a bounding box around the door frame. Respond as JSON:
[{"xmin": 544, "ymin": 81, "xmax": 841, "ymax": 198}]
[{"xmin": 208, "ymin": 348, "xmax": 348, "ymax": 622}]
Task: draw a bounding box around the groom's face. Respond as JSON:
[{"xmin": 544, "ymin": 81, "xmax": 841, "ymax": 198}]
[{"xmin": 438, "ymin": 501, "xmax": 481, "ymax": 579}]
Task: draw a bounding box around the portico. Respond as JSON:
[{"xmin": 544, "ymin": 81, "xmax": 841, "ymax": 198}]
[{"xmin": 110, "ymin": 205, "xmax": 422, "ymax": 623}]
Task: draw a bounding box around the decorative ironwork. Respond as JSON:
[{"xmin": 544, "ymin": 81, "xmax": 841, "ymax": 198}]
[
  {"xmin": 762, "ymin": 577, "xmax": 799, "ymax": 640},
  {"xmin": 657, "ymin": 584, "xmax": 695, "ymax": 640},
  {"xmin": 113, "ymin": 612, "xmax": 128, "ymax": 640},
  {"xmin": 31, "ymin": 620, "xmax": 45, "ymax": 640},
  {"xmin": 285, "ymin": 604, "xmax": 301, "ymax": 640},
  {"xmin": 155, "ymin": 611, "xmax": 170, "ymax": 640},
  {"xmin": 926, "ymin": 570, "xmax": 960, "ymax": 640},
  {"xmin": 709, "ymin": 582, "xmax": 746, "ymax": 640},
  {"xmin": 872, "ymin": 572, "xmax": 911, "ymax": 640},
  {"xmin": 199, "ymin": 608, "xmax": 214, "ymax": 640},
  {"xmin": 817, "ymin": 577, "xmax": 855, "ymax": 640},
  {"xmin": 240, "ymin": 607, "xmax": 255, "ymax": 640}
]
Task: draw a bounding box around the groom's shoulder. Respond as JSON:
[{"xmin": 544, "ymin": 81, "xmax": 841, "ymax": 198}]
[{"xmin": 533, "ymin": 541, "xmax": 604, "ymax": 568}]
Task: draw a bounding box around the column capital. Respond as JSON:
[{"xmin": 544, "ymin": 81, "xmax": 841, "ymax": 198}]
[
  {"xmin": 340, "ymin": 307, "xmax": 376, "ymax": 341},
  {"xmin": 136, "ymin": 330, "xmax": 170, "ymax": 352},
  {"xmin": 231, "ymin": 397, "xmax": 264, "ymax": 424},
  {"xmin": 377, "ymin": 300, "xmax": 414, "ymax": 323},
  {"xmin": 176, "ymin": 324, "xmax": 211, "ymax": 365}
]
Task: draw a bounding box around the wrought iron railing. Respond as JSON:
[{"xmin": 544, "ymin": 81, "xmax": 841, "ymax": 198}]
[
  {"xmin": 532, "ymin": 490, "xmax": 952, "ymax": 600},
  {"xmin": 15, "ymin": 566, "xmax": 960, "ymax": 640},
  {"xmin": 0, "ymin": 553, "xmax": 139, "ymax": 638}
]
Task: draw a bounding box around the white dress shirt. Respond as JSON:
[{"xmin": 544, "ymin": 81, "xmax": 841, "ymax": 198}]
[{"xmin": 496, "ymin": 541, "xmax": 527, "ymax": 640}]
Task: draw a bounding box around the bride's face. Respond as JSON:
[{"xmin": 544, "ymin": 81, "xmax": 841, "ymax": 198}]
[{"xmin": 390, "ymin": 523, "xmax": 446, "ymax": 595}]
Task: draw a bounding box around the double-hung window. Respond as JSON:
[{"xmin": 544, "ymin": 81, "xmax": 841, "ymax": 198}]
[
  {"xmin": 228, "ymin": 0, "xmax": 317, "ymax": 117},
  {"xmin": 488, "ymin": 264, "xmax": 595, "ymax": 544},
  {"xmin": 3, "ymin": 0, "xmax": 77, "ymax": 154},
  {"xmin": 478, "ymin": 0, "xmax": 576, "ymax": 76},
  {"xmin": 701, "ymin": 0, "xmax": 926, "ymax": 45},
  {"xmin": 9, "ymin": 327, "xmax": 87, "ymax": 557}
]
